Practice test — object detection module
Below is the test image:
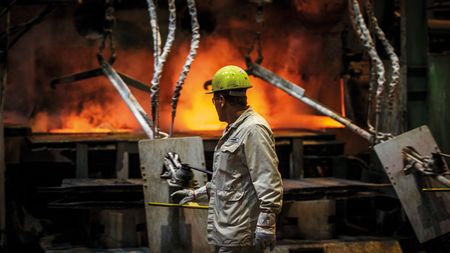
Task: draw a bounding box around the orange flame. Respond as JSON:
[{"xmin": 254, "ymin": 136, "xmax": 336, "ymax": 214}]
[{"xmin": 171, "ymin": 37, "xmax": 343, "ymax": 132}]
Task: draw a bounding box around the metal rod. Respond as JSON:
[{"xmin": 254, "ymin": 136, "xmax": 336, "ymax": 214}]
[
  {"xmin": 248, "ymin": 63, "xmax": 373, "ymax": 142},
  {"xmin": 51, "ymin": 68, "xmax": 151, "ymax": 94},
  {"xmin": 101, "ymin": 62, "xmax": 154, "ymax": 139},
  {"xmin": 50, "ymin": 68, "xmax": 103, "ymax": 88},
  {"xmin": 422, "ymin": 188, "xmax": 450, "ymax": 192},
  {"xmin": 117, "ymin": 71, "xmax": 151, "ymax": 93},
  {"xmin": 184, "ymin": 164, "xmax": 212, "ymax": 175},
  {"xmin": 147, "ymin": 201, "xmax": 208, "ymax": 209}
]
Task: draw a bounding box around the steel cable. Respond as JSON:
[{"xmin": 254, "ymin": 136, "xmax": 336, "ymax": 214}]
[
  {"xmin": 348, "ymin": 0, "xmax": 386, "ymax": 133},
  {"xmin": 364, "ymin": 0, "xmax": 400, "ymax": 133},
  {"xmin": 169, "ymin": 0, "xmax": 200, "ymax": 136},
  {"xmin": 147, "ymin": 0, "xmax": 176, "ymax": 137}
]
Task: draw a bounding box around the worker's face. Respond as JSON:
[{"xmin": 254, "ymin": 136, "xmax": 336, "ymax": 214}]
[{"xmin": 212, "ymin": 94, "xmax": 225, "ymax": 122}]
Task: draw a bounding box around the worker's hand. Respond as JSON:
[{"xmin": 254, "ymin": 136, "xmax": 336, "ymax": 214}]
[
  {"xmin": 254, "ymin": 228, "xmax": 276, "ymax": 252},
  {"xmin": 254, "ymin": 210, "xmax": 277, "ymax": 252},
  {"xmin": 170, "ymin": 189, "xmax": 195, "ymax": 205}
]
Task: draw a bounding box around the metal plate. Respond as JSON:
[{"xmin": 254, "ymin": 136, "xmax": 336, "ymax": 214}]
[
  {"xmin": 138, "ymin": 137, "xmax": 211, "ymax": 253},
  {"xmin": 374, "ymin": 125, "xmax": 450, "ymax": 242}
]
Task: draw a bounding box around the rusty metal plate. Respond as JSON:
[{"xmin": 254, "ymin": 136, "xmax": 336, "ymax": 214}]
[
  {"xmin": 138, "ymin": 137, "xmax": 211, "ymax": 253},
  {"xmin": 374, "ymin": 125, "xmax": 450, "ymax": 243}
]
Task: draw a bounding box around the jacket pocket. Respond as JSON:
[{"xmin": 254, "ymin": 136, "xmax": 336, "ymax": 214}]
[
  {"xmin": 217, "ymin": 189, "xmax": 245, "ymax": 202},
  {"xmin": 221, "ymin": 142, "xmax": 239, "ymax": 153},
  {"xmin": 216, "ymin": 189, "xmax": 247, "ymax": 226}
]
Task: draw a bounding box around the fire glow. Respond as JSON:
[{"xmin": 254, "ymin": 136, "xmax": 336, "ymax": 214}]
[
  {"xmin": 14, "ymin": 1, "xmax": 348, "ymax": 134},
  {"xmin": 31, "ymin": 37, "xmax": 344, "ymax": 134}
]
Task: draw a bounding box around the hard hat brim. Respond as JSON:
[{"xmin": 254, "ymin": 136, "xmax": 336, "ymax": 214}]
[{"xmin": 204, "ymin": 86, "xmax": 252, "ymax": 95}]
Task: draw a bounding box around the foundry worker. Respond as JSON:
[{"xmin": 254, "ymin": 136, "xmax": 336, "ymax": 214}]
[{"xmin": 172, "ymin": 65, "xmax": 283, "ymax": 253}]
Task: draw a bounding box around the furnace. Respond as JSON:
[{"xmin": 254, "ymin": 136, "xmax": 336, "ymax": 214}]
[{"xmin": 1, "ymin": 1, "xmax": 450, "ymax": 253}]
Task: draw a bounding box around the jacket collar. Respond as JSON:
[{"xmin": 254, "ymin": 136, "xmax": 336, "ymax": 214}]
[{"xmin": 225, "ymin": 106, "xmax": 253, "ymax": 132}]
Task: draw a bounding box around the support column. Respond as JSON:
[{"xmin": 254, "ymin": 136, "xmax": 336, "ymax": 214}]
[{"xmin": 402, "ymin": 0, "xmax": 428, "ymax": 129}]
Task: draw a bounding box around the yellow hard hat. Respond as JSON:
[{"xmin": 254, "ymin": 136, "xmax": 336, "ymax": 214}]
[{"xmin": 207, "ymin": 65, "xmax": 252, "ymax": 94}]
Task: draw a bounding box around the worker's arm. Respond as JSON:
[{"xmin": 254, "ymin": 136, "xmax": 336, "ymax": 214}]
[
  {"xmin": 245, "ymin": 124, "xmax": 283, "ymax": 214},
  {"xmin": 244, "ymin": 124, "xmax": 283, "ymax": 250}
]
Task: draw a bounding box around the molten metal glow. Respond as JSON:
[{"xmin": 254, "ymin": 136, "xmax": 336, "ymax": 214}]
[{"xmin": 32, "ymin": 37, "xmax": 344, "ymax": 133}]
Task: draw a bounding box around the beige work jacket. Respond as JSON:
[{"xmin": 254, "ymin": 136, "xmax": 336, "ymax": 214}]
[{"xmin": 206, "ymin": 107, "xmax": 283, "ymax": 246}]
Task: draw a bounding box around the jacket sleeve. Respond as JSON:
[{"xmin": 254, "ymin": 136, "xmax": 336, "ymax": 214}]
[
  {"xmin": 244, "ymin": 124, "xmax": 283, "ymax": 215},
  {"xmin": 192, "ymin": 182, "xmax": 210, "ymax": 202}
]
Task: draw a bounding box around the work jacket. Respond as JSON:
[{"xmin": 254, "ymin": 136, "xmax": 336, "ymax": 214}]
[{"xmin": 207, "ymin": 107, "xmax": 283, "ymax": 246}]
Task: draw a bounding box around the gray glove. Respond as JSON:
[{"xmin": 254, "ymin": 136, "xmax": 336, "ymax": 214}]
[
  {"xmin": 254, "ymin": 211, "xmax": 276, "ymax": 252},
  {"xmin": 171, "ymin": 184, "xmax": 209, "ymax": 205},
  {"xmin": 171, "ymin": 189, "xmax": 195, "ymax": 205},
  {"xmin": 254, "ymin": 229, "xmax": 275, "ymax": 252}
]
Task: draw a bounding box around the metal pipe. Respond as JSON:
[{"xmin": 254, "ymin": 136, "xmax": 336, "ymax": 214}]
[
  {"xmin": 248, "ymin": 63, "xmax": 373, "ymax": 142},
  {"xmin": 101, "ymin": 62, "xmax": 154, "ymax": 139}
]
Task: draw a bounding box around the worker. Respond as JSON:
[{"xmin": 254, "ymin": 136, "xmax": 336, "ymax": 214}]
[{"xmin": 172, "ymin": 65, "xmax": 283, "ymax": 253}]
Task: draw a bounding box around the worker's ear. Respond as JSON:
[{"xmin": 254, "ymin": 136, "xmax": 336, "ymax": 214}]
[{"xmin": 218, "ymin": 95, "xmax": 225, "ymax": 108}]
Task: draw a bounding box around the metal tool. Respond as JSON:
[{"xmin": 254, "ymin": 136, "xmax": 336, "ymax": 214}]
[
  {"xmin": 101, "ymin": 62, "xmax": 154, "ymax": 139},
  {"xmin": 49, "ymin": 1, "xmax": 158, "ymax": 139},
  {"xmin": 51, "ymin": 1, "xmax": 146, "ymax": 90},
  {"xmin": 402, "ymin": 146, "xmax": 450, "ymax": 187},
  {"xmin": 161, "ymin": 152, "xmax": 194, "ymax": 187},
  {"xmin": 182, "ymin": 164, "xmax": 212, "ymax": 175},
  {"xmin": 51, "ymin": 68, "xmax": 150, "ymax": 93},
  {"xmin": 161, "ymin": 152, "xmax": 212, "ymax": 187}
]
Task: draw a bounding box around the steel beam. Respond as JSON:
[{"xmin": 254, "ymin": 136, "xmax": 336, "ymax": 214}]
[
  {"xmin": 248, "ymin": 63, "xmax": 373, "ymax": 142},
  {"xmin": 101, "ymin": 62, "xmax": 154, "ymax": 139}
]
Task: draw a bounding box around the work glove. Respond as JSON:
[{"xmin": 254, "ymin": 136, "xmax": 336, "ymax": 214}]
[
  {"xmin": 171, "ymin": 184, "xmax": 209, "ymax": 205},
  {"xmin": 254, "ymin": 211, "xmax": 276, "ymax": 252},
  {"xmin": 171, "ymin": 189, "xmax": 195, "ymax": 205}
]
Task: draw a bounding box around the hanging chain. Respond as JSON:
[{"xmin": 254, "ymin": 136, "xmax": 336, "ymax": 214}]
[
  {"xmin": 245, "ymin": 0, "xmax": 264, "ymax": 70},
  {"xmin": 97, "ymin": 0, "xmax": 116, "ymax": 65}
]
